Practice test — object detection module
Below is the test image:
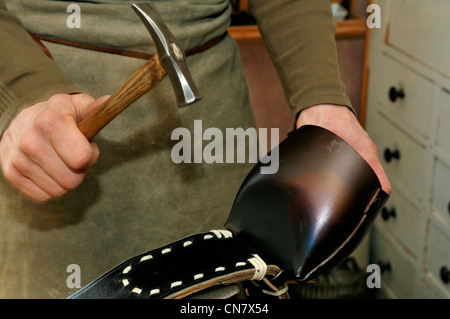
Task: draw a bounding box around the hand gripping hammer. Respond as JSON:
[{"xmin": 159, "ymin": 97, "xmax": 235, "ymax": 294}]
[{"xmin": 77, "ymin": 3, "xmax": 202, "ymax": 140}]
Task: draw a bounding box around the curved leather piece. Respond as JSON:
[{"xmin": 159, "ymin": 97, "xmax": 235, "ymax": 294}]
[
  {"xmin": 69, "ymin": 230, "xmax": 282, "ymax": 299},
  {"xmin": 226, "ymin": 125, "xmax": 389, "ymax": 282}
]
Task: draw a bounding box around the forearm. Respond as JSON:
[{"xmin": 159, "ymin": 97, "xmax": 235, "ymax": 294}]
[
  {"xmin": 0, "ymin": 2, "xmax": 78, "ymax": 136},
  {"xmin": 249, "ymin": 0, "xmax": 353, "ymax": 131}
]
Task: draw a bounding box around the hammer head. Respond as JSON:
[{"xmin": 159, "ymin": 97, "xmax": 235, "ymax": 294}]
[{"xmin": 132, "ymin": 3, "xmax": 202, "ymax": 107}]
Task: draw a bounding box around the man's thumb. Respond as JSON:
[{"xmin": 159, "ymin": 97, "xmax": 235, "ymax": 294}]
[{"xmin": 71, "ymin": 94, "xmax": 111, "ymax": 122}]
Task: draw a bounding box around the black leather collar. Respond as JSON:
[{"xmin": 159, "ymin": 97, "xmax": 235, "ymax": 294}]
[{"xmin": 69, "ymin": 230, "xmax": 284, "ymax": 299}]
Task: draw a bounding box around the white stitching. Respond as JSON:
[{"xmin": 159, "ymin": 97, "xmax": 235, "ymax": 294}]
[
  {"xmin": 122, "ymin": 279, "xmax": 130, "ymax": 287},
  {"xmin": 170, "ymin": 281, "xmax": 182, "ymax": 289},
  {"xmin": 218, "ymin": 230, "xmax": 233, "ymax": 238},
  {"xmin": 150, "ymin": 289, "xmax": 160, "ymax": 296},
  {"xmin": 210, "ymin": 230, "xmax": 222, "ymax": 238},
  {"xmin": 183, "ymin": 240, "xmax": 193, "ymax": 247},
  {"xmin": 122, "ymin": 265, "xmax": 132, "ymax": 274},
  {"xmin": 161, "ymin": 248, "xmax": 171, "ymax": 255},
  {"xmin": 140, "ymin": 254, "xmax": 153, "ymax": 262},
  {"xmin": 205, "ymin": 229, "xmax": 233, "ymax": 240},
  {"xmin": 209, "ymin": 229, "xmax": 233, "ymax": 239},
  {"xmin": 235, "ymin": 262, "xmax": 246, "ymax": 267},
  {"xmin": 215, "ymin": 266, "xmax": 225, "ymax": 272},
  {"xmin": 194, "ymin": 273, "xmax": 204, "ymax": 280},
  {"xmin": 132, "ymin": 287, "xmax": 142, "ymax": 294}
]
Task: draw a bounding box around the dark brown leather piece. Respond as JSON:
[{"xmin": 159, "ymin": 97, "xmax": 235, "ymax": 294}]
[{"xmin": 226, "ymin": 125, "xmax": 389, "ymax": 282}]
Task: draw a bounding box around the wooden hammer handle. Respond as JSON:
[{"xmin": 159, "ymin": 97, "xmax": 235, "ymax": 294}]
[{"xmin": 77, "ymin": 54, "xmax": 166, "ymax": 140}]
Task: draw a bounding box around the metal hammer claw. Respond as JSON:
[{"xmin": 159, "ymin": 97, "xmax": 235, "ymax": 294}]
[{"xmin": 77, "ymin": 2, "xmax": 202, "ymax": 140}]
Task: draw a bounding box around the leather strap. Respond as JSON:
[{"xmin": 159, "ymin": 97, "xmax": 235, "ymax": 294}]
[
  {"xmin": 69, "ymin": 230, "xmax": 286, "ymax": 299},
  {"xmin": 30, "ymin": 32, "xmax": 227, "ymax": 60}
]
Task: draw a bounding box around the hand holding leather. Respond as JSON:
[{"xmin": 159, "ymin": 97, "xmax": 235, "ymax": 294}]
[{"xmin": 297, "ymin": 104, "xmax": 392, "ymax": 195}]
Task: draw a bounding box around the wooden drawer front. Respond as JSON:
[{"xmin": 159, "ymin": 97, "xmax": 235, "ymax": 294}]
[
  {"xmin": 389, "ymin": 0, "xmax": 450, "ymax": 77},
  {"xmin": 372, "ymin": 55, "xmax": 434, "ymax": 139},
  {"xmin": 415, "ymin": 276, "xmax": 448, "ymax": 299},
  {"xmin": 436, "ymin": 89, "xmax": 450, "ymax": 155},
  {"xmin": 378, "ymin": 187, "xmax": 424, "ymax": 257},
  {"xmin": 424, "ymin": 221, "xmax": 450, "ymax": 294},
  {"xmin": 432, "ymin": 159, "xmax": 450, "ymax": 225},
  {"xmin": 370, "ymin": 227, "xmax": 416, "ymax": 298},
  {"xmin": 372, "ymin": 114, "xmax": 427, "ymax": 201}
]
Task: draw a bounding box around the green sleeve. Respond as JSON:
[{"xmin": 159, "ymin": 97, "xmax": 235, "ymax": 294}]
[
  {"xmin": 249, "ymin": 0, "xmax": 354, "ymax": 131},
  {"xmin": 0, "ymin": 2, "xmax": 79, "ymax": 136}
]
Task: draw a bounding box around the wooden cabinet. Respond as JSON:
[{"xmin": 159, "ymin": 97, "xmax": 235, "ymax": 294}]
[
  {"xmin": 388, "ymin": 0, "xmax": 450, "ymax": 77},
  {"xmin": 365, "ymin": 0, "xmax": 450, "ymax": 298},
  {"xmin": 370, "ymin": 55, "xmax": 435, "ymax": 138}
]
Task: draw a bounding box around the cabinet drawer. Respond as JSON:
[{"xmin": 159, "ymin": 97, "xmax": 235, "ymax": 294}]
[
  {"xmin": 436, "ymin": 89, "xmax": 450, "ymax": 155},
  {"xmin": 372, "ymin": 114, "xmax": 428, "ymax": 201},
  {"xmin": 424, "ymin": 220, "xmax": 450, "ymax": 294},
  {"xmin": 432, "ymin": 159, "xmax": 450, "ymax": 225},
  {"xmin": 415, "ymin": 276, "xmax": 448, "ymax": 299},
  {"xmin": 377, "ymin": 186, "xmax": 425, "ymax": 257},
  {"xmin": 371, "ymin": 55, "xmax": 434, "ymax": 139},
  {"xmin": 389, "ymin": 0, "xmax": 450, "ymax": 77},
  {"xmin": 370, "ymin": 227, "xmax": 417, "ymax": 298}
]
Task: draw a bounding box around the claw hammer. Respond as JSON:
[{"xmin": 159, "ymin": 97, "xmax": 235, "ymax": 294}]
[{"xmin": 77, "ymin": 3, "xmax": 202, "ymax": 140}]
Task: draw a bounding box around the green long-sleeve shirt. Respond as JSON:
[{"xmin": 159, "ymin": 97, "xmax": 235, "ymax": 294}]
[{"xmin": 0, "ymin": 1, "xmax": 78, "ymax": 135}]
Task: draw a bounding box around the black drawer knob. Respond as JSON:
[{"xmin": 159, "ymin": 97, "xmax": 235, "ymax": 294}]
[
  {"xmin": 389, "ymin": 86, "xmax": 405, "ymax": 102},
  {"xmin": 384, "ymin": 148, "xmax": 401, "ymax": 162},
  {"xmin": 381, "ymin": 207, "xmax": 397, "ymax": 221},
  {"xmin": 441, "ymin": 266, "xmax": 450, "ymax": 284},
  {"xmin": 378, "ymin": 261, "xmax": 391, "ymax": 274}
]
